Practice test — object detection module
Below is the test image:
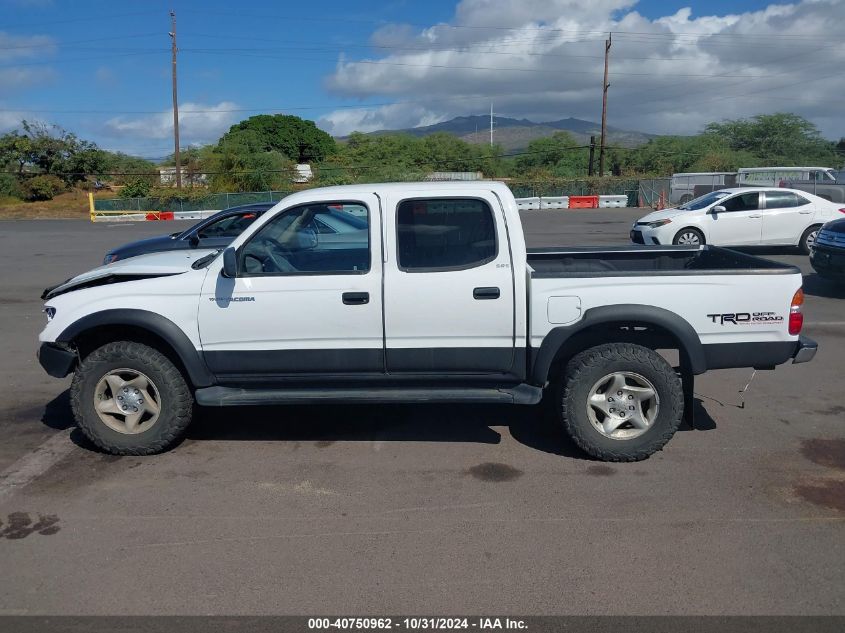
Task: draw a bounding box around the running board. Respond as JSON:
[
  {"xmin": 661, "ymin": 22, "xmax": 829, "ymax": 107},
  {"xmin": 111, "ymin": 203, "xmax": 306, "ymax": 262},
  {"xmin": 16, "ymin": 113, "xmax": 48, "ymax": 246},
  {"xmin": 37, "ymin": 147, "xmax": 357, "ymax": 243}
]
[{"xmin": 195, "ymin": 384, "xmax": 543, "ymax": 407}]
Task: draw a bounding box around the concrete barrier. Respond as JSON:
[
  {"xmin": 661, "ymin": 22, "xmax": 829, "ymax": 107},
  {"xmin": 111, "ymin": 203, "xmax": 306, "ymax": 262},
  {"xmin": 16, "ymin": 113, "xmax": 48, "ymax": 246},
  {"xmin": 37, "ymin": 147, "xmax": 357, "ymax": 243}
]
[
  {"xmin": 598, "ymin": 195, "xmax": 628, "ymax": 208},
  {"xmin": 515, "ymin": 197, "xmax": 541, "ymax": 211},
  {"xmin": 539, "ymin": 196, "xmax": 569, "ymax": 210},
  {"xmin": 91, "ymin": 209, "xmax": 221, "ymax": 223}
]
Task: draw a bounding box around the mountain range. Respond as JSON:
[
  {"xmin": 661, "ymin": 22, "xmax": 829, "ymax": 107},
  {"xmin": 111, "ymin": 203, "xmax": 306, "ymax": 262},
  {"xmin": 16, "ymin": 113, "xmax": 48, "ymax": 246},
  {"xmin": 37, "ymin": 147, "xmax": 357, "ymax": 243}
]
[{"xmin": 353, "ymin": 115, "xmax": 653, "ymax": 152}]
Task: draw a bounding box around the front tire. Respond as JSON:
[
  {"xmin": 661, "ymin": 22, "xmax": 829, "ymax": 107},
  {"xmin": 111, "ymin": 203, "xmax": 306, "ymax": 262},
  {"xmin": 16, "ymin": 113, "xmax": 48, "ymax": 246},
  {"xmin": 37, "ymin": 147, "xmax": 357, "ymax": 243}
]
[
  {"xmin": 560, "ymin": 343, "xmax": 684, "ymax": 461},
  {"xmin": 70, "ymin": 341, "xmax": 193, "ymax": 455},
  {"xmin": 799, "ymin": 225, "xmax": 821, "ymax": 255},
  {"xmin": 673, "ymin": 227, "xmax": 705, "ymax": 246}
]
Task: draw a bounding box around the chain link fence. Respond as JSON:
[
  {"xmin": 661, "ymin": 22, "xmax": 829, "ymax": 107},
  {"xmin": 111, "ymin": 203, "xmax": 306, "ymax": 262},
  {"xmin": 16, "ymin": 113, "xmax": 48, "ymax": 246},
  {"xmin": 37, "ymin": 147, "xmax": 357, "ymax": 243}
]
[
  {"xmin": 94, "ymin": 190, "xmax": 292, "ymax": 213},
  {"xmin": 509, "ymin": 179, "xmax": 641, "ymax": 207},
  {"xmin": 95, "ymin": 179, "xmax": 659, "ymax": 217}
]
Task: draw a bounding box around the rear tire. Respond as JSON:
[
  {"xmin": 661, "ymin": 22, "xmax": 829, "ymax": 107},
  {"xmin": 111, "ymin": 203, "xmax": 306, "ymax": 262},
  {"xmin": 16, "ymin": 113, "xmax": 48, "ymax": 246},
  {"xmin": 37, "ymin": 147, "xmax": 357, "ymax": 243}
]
[
  {"xmin": 673, "ymin": 228, "xmax": 705, "ymax": 246},
  {"xmin": 799, "ymin": 224, "xmax": 821, "ymax": 255},
  {"xmin": 560, "ymin": 343, "xmax": 684, "ymax": 461},
  {"xmin": 70, "ymin": 341, "xmax": 193, "ymax": 455}
]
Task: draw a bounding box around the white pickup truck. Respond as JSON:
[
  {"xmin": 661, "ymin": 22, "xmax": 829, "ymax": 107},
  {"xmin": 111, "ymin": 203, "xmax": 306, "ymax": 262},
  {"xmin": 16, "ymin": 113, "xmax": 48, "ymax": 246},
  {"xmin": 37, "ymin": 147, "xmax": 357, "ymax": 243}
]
[{"xmin": 38, "ymin": 182, "xmax": 817, "ymax": 461}]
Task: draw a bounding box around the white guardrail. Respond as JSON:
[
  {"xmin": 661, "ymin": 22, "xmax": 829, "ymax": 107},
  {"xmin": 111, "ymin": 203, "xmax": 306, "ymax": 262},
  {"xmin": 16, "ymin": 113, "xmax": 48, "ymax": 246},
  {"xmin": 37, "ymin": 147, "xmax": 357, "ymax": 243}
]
[
  {"xmin": 515, "ymin": 195, "xmax": 628, "ymax": 210},
  {"xmin": 93, "ymin": 195, "xmax": 631, "ymax": 222}
]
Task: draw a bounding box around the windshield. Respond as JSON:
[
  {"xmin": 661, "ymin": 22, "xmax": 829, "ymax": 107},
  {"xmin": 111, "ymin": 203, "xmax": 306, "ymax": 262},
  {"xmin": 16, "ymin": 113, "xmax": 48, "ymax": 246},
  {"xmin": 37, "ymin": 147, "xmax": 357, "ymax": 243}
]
[{"xmin": 677, "ymin": 190, "xmax": 730, "ymax": 210}]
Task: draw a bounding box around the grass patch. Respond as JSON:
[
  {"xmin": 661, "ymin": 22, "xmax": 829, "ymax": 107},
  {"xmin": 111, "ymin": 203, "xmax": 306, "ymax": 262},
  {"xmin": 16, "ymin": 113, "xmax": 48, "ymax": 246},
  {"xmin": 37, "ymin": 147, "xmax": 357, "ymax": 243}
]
[
  {"xmin": 0, "ymin": 190, "xmax": 98, "ymax": 219},
  {"xmin": 0, "ymin": 195, "xmax": 23, "ymax": 207}
]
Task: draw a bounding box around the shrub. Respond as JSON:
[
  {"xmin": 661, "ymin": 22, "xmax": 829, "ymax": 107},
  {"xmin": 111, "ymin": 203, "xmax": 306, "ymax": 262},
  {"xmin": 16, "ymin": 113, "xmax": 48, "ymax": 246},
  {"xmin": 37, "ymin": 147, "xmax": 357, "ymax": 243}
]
[
  {"xmin": 20, "ymin": 174, "xmax": 65, "ymax": 201},
  {"xmin": 0, "ymin": 173, "xmax": 22, "ymax": 198},
  {"xmin": 119, "ymin": 178, "xmax": 152, "ymax": 198}
]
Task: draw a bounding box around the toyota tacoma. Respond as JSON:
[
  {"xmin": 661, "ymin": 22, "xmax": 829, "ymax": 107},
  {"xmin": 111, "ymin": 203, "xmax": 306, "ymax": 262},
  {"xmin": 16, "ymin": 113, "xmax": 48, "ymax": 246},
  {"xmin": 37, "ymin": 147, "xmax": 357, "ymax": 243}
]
[{"xmin": 38, "ymin": 182, "xmax": 817, "ymax": 460}]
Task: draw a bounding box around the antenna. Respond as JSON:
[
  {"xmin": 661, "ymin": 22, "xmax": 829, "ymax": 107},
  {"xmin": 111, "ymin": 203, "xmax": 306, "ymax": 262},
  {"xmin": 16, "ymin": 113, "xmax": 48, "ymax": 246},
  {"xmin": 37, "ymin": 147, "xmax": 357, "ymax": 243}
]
[{"xmin": 490, "ymin": 102, "xmax": 494, "ymax": 146}]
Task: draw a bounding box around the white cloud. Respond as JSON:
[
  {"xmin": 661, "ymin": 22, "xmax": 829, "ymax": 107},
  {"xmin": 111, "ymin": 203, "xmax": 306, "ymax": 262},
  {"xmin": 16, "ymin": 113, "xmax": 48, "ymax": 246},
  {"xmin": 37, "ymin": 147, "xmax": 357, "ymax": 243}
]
[
  {"xmin": 321, "ymin": 0, "xmax": 845, "ymax": 138},
  {"xmin": 0, "ymin": 31, "xmax": 56, "ymax": 95},
  {"xmin": 0, "ymin": 31, "xmax": 56, "ymax": 62},
  {"xmin": 321, "ymin": 103, "xmax": 449, "ymax": 135},
  {"xmin": 95, "ymin": 66, "xmax": 116, "ymax": 85},
  {"xmin": 0, "ymin": 109, "xmax": 31, "ymax": 132},
  {"xmin": 103, "ymin": 102, "xmax": 241, "ymax": 145}
]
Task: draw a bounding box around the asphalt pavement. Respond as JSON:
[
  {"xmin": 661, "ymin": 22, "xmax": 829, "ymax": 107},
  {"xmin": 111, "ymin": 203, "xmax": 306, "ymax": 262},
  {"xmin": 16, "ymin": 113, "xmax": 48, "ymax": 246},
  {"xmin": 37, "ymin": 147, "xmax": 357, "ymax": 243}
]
[{"xmin": 0, "ymin": 210, "xmax": 843, "ymax": 615}]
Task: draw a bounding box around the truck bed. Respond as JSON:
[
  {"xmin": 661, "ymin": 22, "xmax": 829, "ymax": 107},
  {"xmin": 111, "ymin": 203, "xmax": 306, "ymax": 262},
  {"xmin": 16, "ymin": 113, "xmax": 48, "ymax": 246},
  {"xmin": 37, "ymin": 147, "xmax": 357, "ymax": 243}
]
[{"xmin": 527, "ymin": 245, "xmax": 798, "ymax": 278}]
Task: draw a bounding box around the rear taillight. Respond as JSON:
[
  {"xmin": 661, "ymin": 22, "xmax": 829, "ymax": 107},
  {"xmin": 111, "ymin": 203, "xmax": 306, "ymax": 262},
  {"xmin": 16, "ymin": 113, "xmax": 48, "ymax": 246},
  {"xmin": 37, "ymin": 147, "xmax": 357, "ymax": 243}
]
[
  {"xmin": 838, "ymin": 208, "xmax": 845, "ymax": 214},
  {"xmin": 789, "ymin": 288, "xmax": 804, "ymax": 335}
]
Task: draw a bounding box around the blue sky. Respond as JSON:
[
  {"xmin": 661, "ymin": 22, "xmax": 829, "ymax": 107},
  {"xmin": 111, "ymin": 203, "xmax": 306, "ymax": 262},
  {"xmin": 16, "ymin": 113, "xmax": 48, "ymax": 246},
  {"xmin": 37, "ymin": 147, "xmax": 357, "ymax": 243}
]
[{"xmin": 2, "ymin": 0, "xmax": 843, "ymax": 157}]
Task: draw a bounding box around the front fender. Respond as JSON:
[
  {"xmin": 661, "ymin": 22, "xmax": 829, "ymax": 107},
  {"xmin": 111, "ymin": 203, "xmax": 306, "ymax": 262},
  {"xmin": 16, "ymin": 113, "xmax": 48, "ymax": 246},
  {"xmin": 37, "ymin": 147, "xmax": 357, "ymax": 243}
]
[{"xmin": 57, "ymin": 309, "xmax": 214, "ymax": 387}]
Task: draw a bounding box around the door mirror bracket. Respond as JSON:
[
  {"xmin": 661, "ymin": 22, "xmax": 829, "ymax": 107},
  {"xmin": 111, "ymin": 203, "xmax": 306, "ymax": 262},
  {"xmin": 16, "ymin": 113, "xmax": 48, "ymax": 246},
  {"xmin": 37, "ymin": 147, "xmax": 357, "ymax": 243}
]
[{"xmin": 222, "ymin": 247, "xmax": 238, "ymax": 278}]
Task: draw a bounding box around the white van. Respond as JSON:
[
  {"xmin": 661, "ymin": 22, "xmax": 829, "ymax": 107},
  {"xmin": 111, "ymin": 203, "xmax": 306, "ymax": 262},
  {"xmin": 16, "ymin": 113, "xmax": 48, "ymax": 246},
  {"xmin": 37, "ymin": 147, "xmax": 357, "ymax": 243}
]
[
  {"xmin": 738, "ymin": 167, "xmax": 836, "ymax": 187},
  {"xmin": 669, "ymin": 172, "xmax": 737, "ymax": 205}
]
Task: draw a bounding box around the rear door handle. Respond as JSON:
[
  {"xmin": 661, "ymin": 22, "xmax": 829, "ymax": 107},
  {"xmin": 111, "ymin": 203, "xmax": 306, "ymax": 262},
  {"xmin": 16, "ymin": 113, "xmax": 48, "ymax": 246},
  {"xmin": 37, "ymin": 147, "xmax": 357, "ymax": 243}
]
[
  {"xmin": 748, "ymin": 214, "xmax": 762, "ymax": 218},
  {"xmin": 473, "ymin": 286, "xmax": 500, "ymax": 300},
  {"xmin": 342, "ymin": 292, "xmax": 369, "ymax": 305},
  {"xmin": 799, "ymin": 210, "xmax": 813, "ymax": 214}
]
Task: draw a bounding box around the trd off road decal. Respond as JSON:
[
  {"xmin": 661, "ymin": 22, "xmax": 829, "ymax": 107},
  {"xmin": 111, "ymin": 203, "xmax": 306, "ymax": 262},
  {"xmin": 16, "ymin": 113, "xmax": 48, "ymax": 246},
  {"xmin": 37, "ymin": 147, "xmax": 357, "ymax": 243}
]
[
  {"xmin": 209, "ymin": 296, "xmax": 255, "ymax": 302},
  {"xmin": 707, "ymin": 312, "xmax": 784, "ymax": 325}
]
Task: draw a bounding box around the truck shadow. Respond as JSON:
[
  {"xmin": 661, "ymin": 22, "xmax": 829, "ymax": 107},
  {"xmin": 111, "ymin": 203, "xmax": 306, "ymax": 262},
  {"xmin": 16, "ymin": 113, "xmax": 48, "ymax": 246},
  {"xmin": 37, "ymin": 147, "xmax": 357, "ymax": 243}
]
[
  {"xmin": 42, "ymin": 390, "xmax": 717, "ymax": 459},
  {"xmin": 802, "ymin": 273, "xmax": 845, "ymax": 299},
  {"xmin": 729, "ymin": 245, "xmax": 802, "ymax": 257}
]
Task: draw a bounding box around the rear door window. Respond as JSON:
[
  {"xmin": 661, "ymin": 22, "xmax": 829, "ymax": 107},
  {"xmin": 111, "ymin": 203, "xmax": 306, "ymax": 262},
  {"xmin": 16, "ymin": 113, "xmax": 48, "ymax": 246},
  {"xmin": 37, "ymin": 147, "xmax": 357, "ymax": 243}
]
[
  {"xmin": 764, "ymin": 191, "xmax": 810, "ymax": 209},
  {"xmin": 396, "ymin": 198, "xmax": 497, "ymax": 271}
]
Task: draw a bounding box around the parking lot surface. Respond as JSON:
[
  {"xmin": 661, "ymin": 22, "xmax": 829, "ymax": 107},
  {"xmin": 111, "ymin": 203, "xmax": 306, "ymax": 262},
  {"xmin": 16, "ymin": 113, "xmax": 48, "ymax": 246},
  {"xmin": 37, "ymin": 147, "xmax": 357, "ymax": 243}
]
[{"xmin": 0, "ymin": 210, "xmax": 843, "ymax": 615}]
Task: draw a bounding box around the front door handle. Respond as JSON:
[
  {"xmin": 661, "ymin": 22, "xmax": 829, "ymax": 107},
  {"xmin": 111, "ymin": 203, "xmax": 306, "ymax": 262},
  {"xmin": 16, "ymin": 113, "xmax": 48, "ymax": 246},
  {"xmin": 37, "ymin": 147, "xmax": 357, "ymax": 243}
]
[
  {"xmin": 748, "ymin": 214, "xmax": 762, "ymax": 218},
  {"xmin": 342, "ymin": 292, "xmax": 369, "ymax": 305},
  {"xmin": 473, "ymin": 286, "xmax": 500, "ymax": 300}
]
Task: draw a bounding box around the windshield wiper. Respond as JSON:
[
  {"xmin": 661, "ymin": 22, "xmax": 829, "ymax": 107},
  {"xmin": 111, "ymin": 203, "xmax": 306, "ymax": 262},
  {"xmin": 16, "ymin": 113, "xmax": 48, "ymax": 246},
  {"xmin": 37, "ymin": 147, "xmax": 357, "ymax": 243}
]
[{"xmin": 191, "ymin": 250, "xmax": 222, "ymax": 270}]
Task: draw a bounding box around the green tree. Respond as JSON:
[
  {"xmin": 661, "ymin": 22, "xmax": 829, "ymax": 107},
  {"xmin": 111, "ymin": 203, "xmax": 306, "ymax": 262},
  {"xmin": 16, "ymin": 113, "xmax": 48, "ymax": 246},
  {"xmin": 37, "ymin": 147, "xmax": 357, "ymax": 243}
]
[
  {"xmin": 515, "ymin": 132, "xmax": 588, "ymax": 177},
  {"xmin": 704, "ymin": 113, "xmax": 837, "ymax": 166},
  {"xmin": 0, "ymin": 121, "xmax": 110, "ymax": 185},
  {"xmin": 0, "ymin": 131, "xmax": 34, "ymax": 174},
  {"xmin": 103, "ymin": 152, "xmax": 157, "ymax": 185},
  {"xmin": 219, "ymin": 114, "xmax": 336, "ymax": 163}
]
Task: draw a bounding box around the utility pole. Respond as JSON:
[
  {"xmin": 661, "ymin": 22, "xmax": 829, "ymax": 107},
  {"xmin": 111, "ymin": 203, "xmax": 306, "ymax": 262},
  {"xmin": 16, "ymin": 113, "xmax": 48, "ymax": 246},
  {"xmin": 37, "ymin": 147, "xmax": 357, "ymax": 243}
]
[
  {"xmin": 169, "ymin": 9, "xmax": 181, "ymax": 189},
  {"xmin": 588, "ymin": 135, "xmax": 596, "ymax": 176},
  {"xmin": 599, "ymin": 32, "xmax": 611, "ymax": 177},
  {"xmin": 489, "ymin": 102, "xmax": 494, "ymax": 146}
]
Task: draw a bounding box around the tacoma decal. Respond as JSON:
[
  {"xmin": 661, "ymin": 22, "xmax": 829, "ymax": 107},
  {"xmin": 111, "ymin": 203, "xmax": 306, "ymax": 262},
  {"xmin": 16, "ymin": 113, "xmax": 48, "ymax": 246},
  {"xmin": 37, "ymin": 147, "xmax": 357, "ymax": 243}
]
[{"xmin": 209, "ymin": 297, "xmax": 255, "ymax": 302}]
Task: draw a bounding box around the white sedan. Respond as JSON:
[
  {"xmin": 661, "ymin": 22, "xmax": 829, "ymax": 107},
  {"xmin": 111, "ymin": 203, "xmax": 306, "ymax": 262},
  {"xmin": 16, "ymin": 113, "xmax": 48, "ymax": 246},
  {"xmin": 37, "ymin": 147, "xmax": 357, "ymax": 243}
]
[{"xmin": 631, "ymin": 187, "xmax": 844, "ymax": 254}]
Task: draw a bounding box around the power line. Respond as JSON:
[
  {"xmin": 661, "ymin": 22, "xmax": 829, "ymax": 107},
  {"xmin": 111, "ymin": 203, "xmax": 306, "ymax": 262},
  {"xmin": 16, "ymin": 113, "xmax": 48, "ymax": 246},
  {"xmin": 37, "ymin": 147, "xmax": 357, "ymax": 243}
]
[
  {"xmin": 185, "ymin": 48, "xmax": 780, "ymax": 78},
  {"xmin": 0, "ymin": 33, "xmax": 160, "ymax": 50},
  {"xmin": 2, "ymin": 11, "xmax": 160, "ymax": 29},
  {"xmin": 181, "ymin": 10, "xmax": 841, "ymax": 41}
]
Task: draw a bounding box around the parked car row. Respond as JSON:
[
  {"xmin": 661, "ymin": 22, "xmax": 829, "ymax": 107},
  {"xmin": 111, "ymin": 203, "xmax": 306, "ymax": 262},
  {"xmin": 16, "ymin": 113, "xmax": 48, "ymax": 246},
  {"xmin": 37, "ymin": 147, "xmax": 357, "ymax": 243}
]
[
  {"xmin": 101, "ymin": 187, "xmax": 845, "ymax": 291},
  {"xmin": 632, "ymin": 187, "xmax": 845, "ymax": 254},
  {"xmin": 669, "ymin": 167, "xmax": 844, "ymax": 205}
]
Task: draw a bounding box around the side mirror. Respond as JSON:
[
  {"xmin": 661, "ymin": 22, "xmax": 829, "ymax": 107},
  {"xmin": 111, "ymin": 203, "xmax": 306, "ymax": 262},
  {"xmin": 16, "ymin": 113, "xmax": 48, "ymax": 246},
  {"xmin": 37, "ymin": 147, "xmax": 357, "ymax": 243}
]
[
  {"xmin": 222, "ymin": 247, "xmax": 237, "ymax": 278},
  {"xmin": 711, "ymin": 205, "xmax": 726, "ymax": 214}
]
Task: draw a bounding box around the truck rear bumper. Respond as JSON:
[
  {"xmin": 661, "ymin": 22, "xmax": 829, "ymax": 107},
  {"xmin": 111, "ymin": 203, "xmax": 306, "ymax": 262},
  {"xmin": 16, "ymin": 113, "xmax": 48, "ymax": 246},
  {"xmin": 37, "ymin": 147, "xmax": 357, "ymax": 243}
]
[
  {"xmin": 703, "ymin": 336, "xmax": 817, "ymax": 370},
  {"xmin": 792, "ymin": 335, "xmax": 817, "ymax": 364}
]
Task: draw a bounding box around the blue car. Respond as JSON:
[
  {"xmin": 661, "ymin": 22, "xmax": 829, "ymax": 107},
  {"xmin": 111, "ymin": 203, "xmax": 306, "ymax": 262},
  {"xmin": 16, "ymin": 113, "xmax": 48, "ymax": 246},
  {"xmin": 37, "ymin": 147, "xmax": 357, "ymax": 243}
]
[
  {"xmin": 811, "ymin": 216, "xmax": 845, "ymax": 281},
  {"xmin": 103, "ymin": 203, "xmax": 275, "ymax": 264}
]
